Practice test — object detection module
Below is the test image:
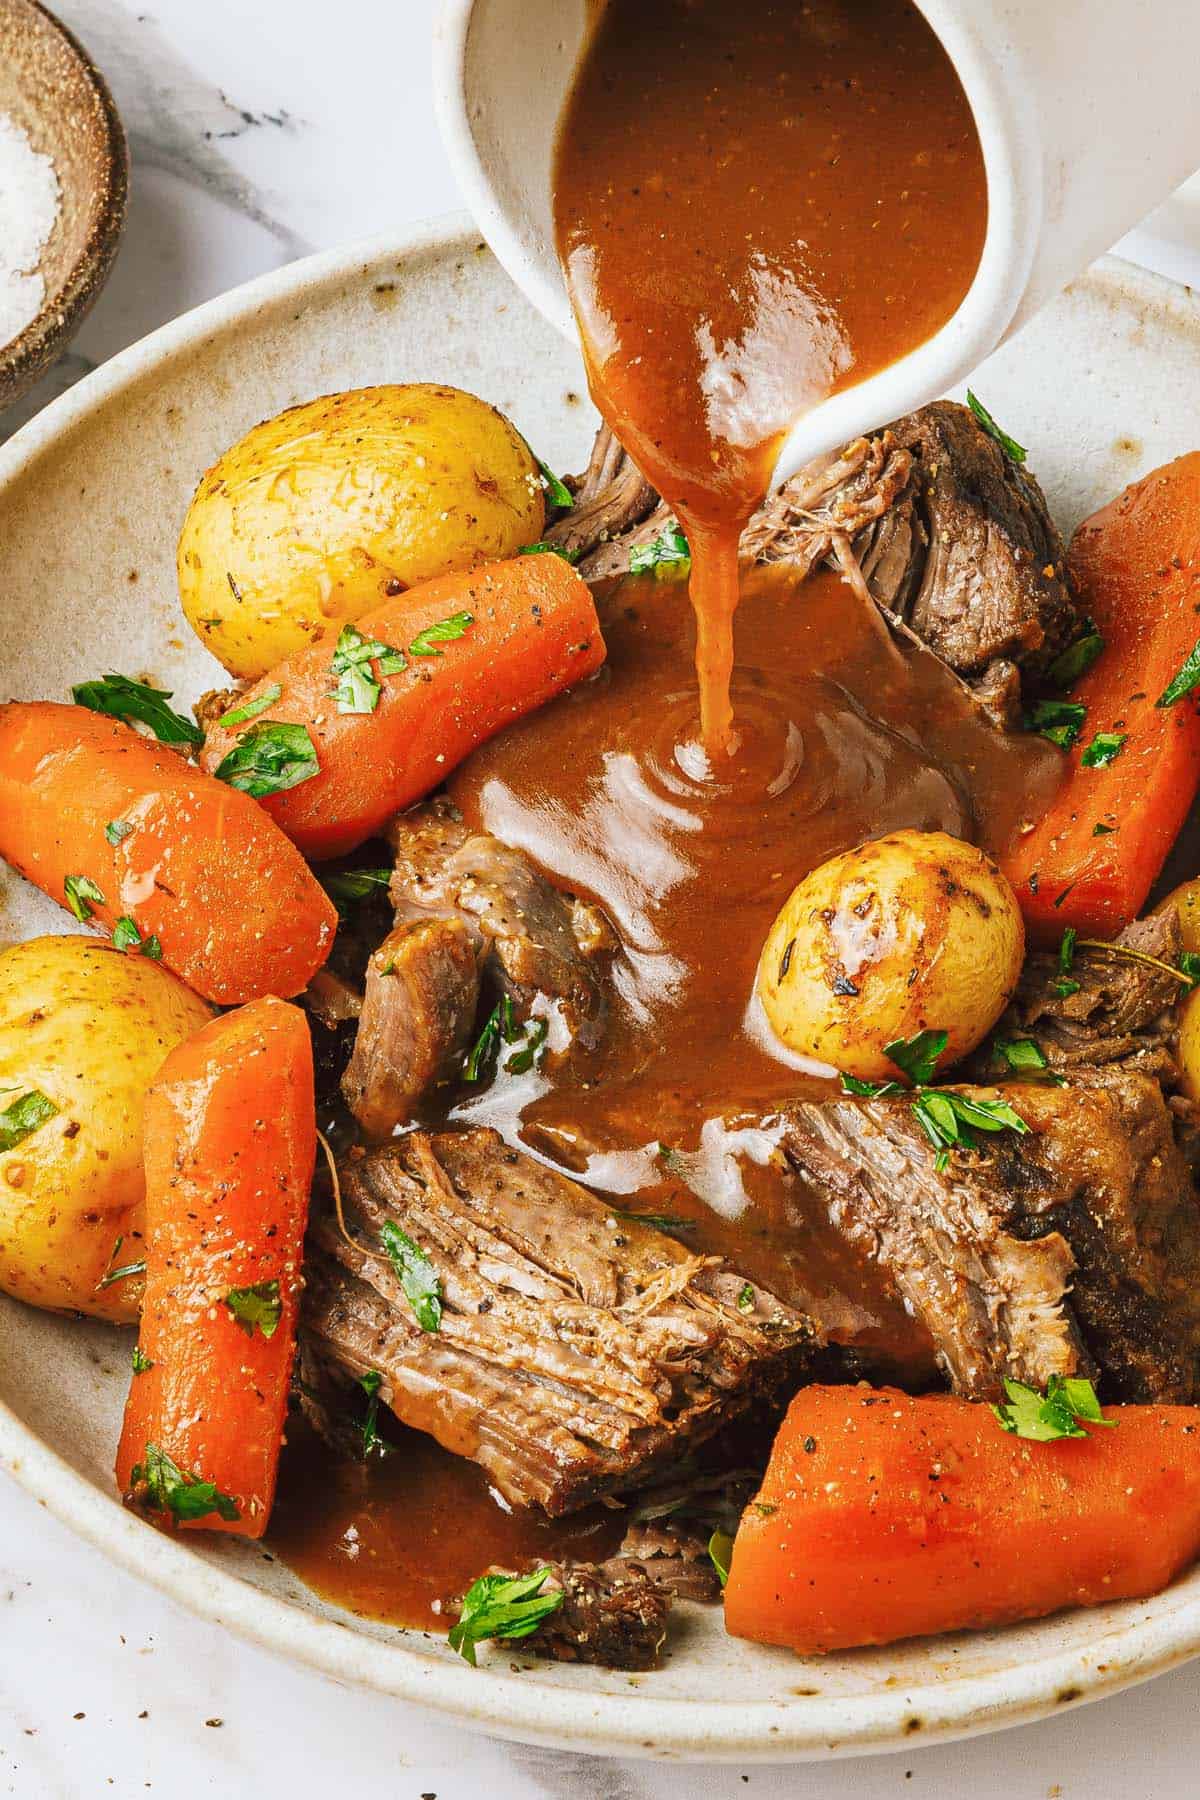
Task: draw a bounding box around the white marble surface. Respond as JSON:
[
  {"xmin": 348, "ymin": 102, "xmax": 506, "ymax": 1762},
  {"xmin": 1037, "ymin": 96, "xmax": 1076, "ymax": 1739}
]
[{"xmin": 2, "ymin": 1, "xmax": 1200, "ymax": 1793}]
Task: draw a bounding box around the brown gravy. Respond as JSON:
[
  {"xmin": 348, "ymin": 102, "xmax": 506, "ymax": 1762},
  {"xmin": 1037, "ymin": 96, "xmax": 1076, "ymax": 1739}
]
[{"xmin": 554, "ymin": 0, "xmax": 987, "ymax": 750}]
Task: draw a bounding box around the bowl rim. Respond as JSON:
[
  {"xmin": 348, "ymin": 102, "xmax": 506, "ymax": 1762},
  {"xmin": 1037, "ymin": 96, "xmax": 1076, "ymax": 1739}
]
[
  {"xmin": 1, "ymin": 215, "xmax": 1199, "ymax": 1762},
  {"xmin": 0, "ymin": 0, "xmax": 129, "ymax": 403}
]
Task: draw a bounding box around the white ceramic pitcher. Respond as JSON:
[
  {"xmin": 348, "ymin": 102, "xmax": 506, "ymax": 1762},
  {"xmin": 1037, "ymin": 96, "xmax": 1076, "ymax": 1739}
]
[{"xmin": 434, "ymin": 0, "xmax": 1200, "ymax": 486}]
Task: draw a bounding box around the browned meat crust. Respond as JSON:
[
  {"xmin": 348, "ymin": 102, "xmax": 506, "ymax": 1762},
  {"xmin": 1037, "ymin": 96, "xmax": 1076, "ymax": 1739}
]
[
  {"xmin": 781, "ymin": 1063, "xmax": 1200, "ymax": 1404},
  {"xmin": 341, "ymin": 916, "xmax": 480, "ymax": 1139},
  {"xmin": 518, "ymin": 1559, "xmax": 673, "ymax": 1669},
  {"xmin": 302, "ymin": 1129, "xmax": 815, "ymax": 1514}
]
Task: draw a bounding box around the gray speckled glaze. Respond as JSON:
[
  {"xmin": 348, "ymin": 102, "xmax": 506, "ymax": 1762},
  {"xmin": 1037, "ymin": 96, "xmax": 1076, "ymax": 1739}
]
[{"xmin": 0, "ymin": 219, "xmax": 1198, "ymax": 1760}]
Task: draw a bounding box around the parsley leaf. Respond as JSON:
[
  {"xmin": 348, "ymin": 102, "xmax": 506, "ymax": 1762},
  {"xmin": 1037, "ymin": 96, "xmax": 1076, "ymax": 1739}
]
[
  {"xmin": 505, "ymin": 1016, "xmax": 548, "ymax": 1075},
  {"xmin": 464, "ymin": 995, "xmax": 519, "ymax": 1082},
  {"xmin": 105, "ymin": 819, "xmax": 134, "ymax": 847},
  {"xmin": 736, "ymin": 1282, "xmax": 755, "ymax": 1313},
  {"xmin": 223, "ymin": 1278, "xmax": 282, "ymax": 1340},
  {"xmin": 0, "ymin": 1089, "xmax": 57, "ymax": 1153},
  {"xmin": 1046, "ymin": 625, "xmax": 1105, "ymax": 690},
  {"xmin": 129, "ymin": 1442, "xmax": 240, "ymax": 1523},
  {"xmin": 1156, "ymin": 638, "xmax": 1200, "ymax": 709},
  {"xmin": 1059, "ymin": 927, "xmax": 1077, "ymax": 974},
  {"xmin": 131, "ymin": 1345, "xmax": 153, "ymax": 1375},
  {"xmin": 966, "ymin": 390, "xmax": 1026, "ymax": 464},
  {"xmin": 320, "ymin": 868, "xmax": 392, "ymax": 914},
  {"xmin": 884, "ymin": 1029, "xmax": 948, "ymax": 1086},
  {"xmin": 518, "ymin": 541, "xmax": 581, "ymax": 563},
  {"xmin": 64, "ymin": 874, "xmax": 106, "ymax": 922},
  {"xmin": 1081, "ymin": 731, "xmax": 1126, "ymax": 768},
  {"xmin": 217, "ymin": 683, "xmax": 282, "ymax": 728},
  {"xmin": 329, "ymin": 624, "xmax": 407, "ymax": 714},
  {"xmin": 112, "ymin": 917, "xmax": 160, "ymax": 958},
  {"xmin": 1025, "ymin": 698, "xmax": 1086, "ymax": 750},
  {"xmin": 630, "ymin": 526, "xmax": 691, "ymax": 577},
  {"xmin": 379, "ymin": 1219, "xmax": 442, "ymax": 1333},
  {"xmin": 912, "ymin": 1088, "xmax": 1030, "ymax": 1157},
  {"xmin": 536, "ymin": 458, "xmax": 574, "ymax": 517},
  {"xmin": 610, "ymin": 1205, "xmax": 695, "ymax": 1231},
  {"xmin": 708, "ymin": 1530, "xmax": 733, "ymax": 1589},
  {"xmin": 72, "ymin": 674, "xmax": 203, "ymax": 749},
  {"xmin": 359, "ymin": 1370, "xmax": 391, "ymax": 1459},
  {"xmin": 840, "ymin": 1072, "xmax": 901, "ymax": 1097},
  {"xmin": 449, "ymin": 1568, "xmax": 564, "ymax": 1666},
  {"xmin": 991, "ymin": 1374, "xmax": 1114, "ymax": 1442},
  {"xmin": 992, "ymin": 1038, "xmax": 1062, "ymax": 1084},
  {"xmin": 213, "ymin": 721, "xmax": 319, "ymax": 797},
  {"xmin": 1180, "ymin": 950, "xmax": 1200, "ymax": 991},
  {"xmin": 408, "ymin": 611, "xmax": 475, "ymax": 658}
]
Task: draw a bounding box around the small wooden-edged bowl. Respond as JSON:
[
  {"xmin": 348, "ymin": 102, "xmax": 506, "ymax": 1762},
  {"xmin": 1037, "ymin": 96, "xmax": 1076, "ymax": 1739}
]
[{"xmin": 0, "ymin": 0, "xmax": 128, "ymax": 412}]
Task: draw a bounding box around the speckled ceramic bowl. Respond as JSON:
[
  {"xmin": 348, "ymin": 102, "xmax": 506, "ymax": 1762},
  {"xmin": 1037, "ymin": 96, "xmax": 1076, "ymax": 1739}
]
[
  {"xmin": 0, "ymin": 218, "xmax": 1198, "ymax": 1761},
  {"xmin": 0, "ymin": 0, "xmax": 128, "ymax": 411}
]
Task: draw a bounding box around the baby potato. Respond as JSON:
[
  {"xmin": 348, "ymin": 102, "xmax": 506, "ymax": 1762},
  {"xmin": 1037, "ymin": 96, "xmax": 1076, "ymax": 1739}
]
[
  {"xmin": 757, "ymin": 829, "xmax": 1024, "ymax": 1081},
  {"xmin": 0, "ymin": 936, "xmax": 212, "ymax": 1321},
  {"xmin": 1156, "ymin": 878, "xmax": 1200, "ymax": 1101},
  {"xmin": 177, "ymin": 383, "xmax": 546, "ymax": 680}
]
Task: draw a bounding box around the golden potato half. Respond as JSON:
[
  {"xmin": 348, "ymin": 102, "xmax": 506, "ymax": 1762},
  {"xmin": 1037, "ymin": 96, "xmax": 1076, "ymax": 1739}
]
[
  {"xmin": 177, "ymin": 382, "xmax": 546, "ymax": 679},
  {"xmin": 757, "ymin": 829, "xmax": 1025, "ymax": 1082},
  {"xmin": 0, "ymin": 936, "xmax": 212, "ymax": 1320}
]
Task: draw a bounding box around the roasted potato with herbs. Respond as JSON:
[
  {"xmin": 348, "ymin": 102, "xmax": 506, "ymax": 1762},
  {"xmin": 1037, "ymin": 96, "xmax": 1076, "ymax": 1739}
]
[
  {"xmin": 757, "ymin": 829, "xmax": 1024, "ymax": 1081},
  {"xmin": 1157, "ymin": 878, "xmax": 1200, "ymax": 1101},
  {"xmin": 0, "ymin": 936, "xmax": 212, "ymax": 1320},
  {"xmin": 177, "ymin": 383, "xmax": 546, "ymax": 680}
]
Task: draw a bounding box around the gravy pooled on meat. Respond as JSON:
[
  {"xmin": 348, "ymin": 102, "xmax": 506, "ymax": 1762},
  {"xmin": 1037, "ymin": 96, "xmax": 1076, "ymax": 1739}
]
[{"xmin": 554, "ymin": 0, "xmax": 987, "ymax": 750}]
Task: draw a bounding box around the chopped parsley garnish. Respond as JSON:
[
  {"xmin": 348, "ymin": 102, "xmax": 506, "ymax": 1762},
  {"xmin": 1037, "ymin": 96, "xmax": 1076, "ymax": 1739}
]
[
  {"xmin": 112, "ymin": 917, "xmax": 161, "ymax": 959},
  {"xmin": 223, "ymin": 1278, "xmax": 282, "ymax": 1340},
  {"xmin": 1180, "ymin": 950, "xmax": 1200, "ymax": 991},
  {"xmin": 1092, "ymin": 822, "xmax": 1115, "ymax": 836},
  {"xmin": 408, "ymin": 611, "xmax": 475, "ymax": 658},
  {"xmin": 610, "ymin": 1206, "xmax": 695, "ymax": 1232},
  {"xmin": 329, "ymin": 624, "xmax": 407, "ymax": 714},
  {"xmin": 736, "ymin": 1282, "xmax": 755, "ymax": 1313},
  {"xmin": 213, "ymin": 721, "xmax": 319, "ymax": 797},
  {"xmin": 993, "ymin": 1037, "xmax": 1058, "ymax": 1080},
  {"xmin": 518, "ymin": 540, "xmax": 580, "ymax": 563},
  {"xmin": 840, "ymin": 1071, "xmax": 901, "ymax": 1098},
  {"xmin": 72, "ymin": 674, "xmax": 203, "ymax": 749},
  {"xmin": 449, "ymin": 1568, "xmax": 564, "ymax": 1666},
  {"xmin": 536, "ymin": 457, "xmax": 574, "ymax": 517},
  {"xmin": 991, "ymin": 1374, "xmax": 1114, "ymax": 1442},
  {"xmin": 883, "ymin": 1029, "xmax": 948, "ymax": 1087},
  {"xmin": 1053, "ymin": 978, "xmax": 1081, "ymax": 998},
  {"xmin": 105, "ymin": 819, "xmax": 134, "ymax": 847},
  {"xmin": 359, "ymin": 1370, "xmax": 391, "ymax": 1459},
  {"xmin": 505, "ymin": 1016, "xmax": 548, "ymax": 1075},
  {"xmin": 707, "ymin": 1530, "xmax": 733, "ymax": 1589},
  {"xmin": 966, "ymin": 390, "xmax": 1026, "ymax": 464},
  {"xmin": 1081, "ymin": 730, "xmax": 1126, "ymax": 768},
  {"xmin": 129, "ymin": 1442, "xmax": 240, "ymax": 1524},
  {"xmin": 64, "ymin": 874, "xmax": 105, "ymax": 922},
  {"xmin": 1046, "ymin": 625, "xmax": 1105, "ymax": 690},
  {"xmin": 911, "ymin": 1088, "xmax": 1030, "ymax": 1159},
  {"xmin": 464, "ymin": 995, "xmax": 517, "ymax": 1082},
  {"xmin": 630, "ymin": 525, "xmax": 691, "ymax": 577},
  {"xmin": 217, "ymin": 683, "xmax": 282, "ymax": 728},
  {"xmin": 131, "ymin": 1345, "xmax": 153, "ymax": 1375},
  {"xmin": 379, "ymin": 1219, "xmax": 442, "ymax": 1333},
  {"xmin": 1156, "ymin": 637, "xmax": 1200, "ymax": 709},
  {"xmin": 0, "ymin": 1089, "xmax": 58, "ymax": 1153},
  {"xmin": 321, "ymin": 867, "xmax": 392, "ymax": 913},
  {"xmin": 1024, "ymin": 698, "xmax": 1086, "ymax": 750},
  {"xmin": 1059, "ymin": 928, "xmax": 1077, "ymax": 973}
]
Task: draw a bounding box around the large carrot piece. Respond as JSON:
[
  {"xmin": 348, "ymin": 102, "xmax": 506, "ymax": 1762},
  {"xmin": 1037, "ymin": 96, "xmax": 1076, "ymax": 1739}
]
[
  {"xmin": 116, "ymin": 998, "xmax": 315, "ymax": 1538},
  {"xmin": 724, "ymin": 1385, "xmax": 1200, "ymax": 1654},
  {"xmin": 1001, "ymin": 453, "xmax": 1200, "ymax": 941},
  {"xmin": 0, "ymin": 702, "xmax": 336, "ymax": 1005},
  {"xmin": 199, "ymin": 554, "xmax": 606, "ymax": 860}
]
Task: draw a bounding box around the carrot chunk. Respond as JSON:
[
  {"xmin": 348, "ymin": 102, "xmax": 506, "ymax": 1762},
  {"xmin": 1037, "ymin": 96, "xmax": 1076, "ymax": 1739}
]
[
  {"xmin": 0, "ymin": 702, "xmax": 336, "ymax": 1004},
  {"xmin": 724, "ymin": 1385, "xmax": 1200, "ymax": 1653},
  {"xmin": 199, "ymin": 554, "xmax": 606, "ymax": 860},
  {"xmin": 116, "ymin": 998, "xmax": 315, "ymax": 1538}
]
